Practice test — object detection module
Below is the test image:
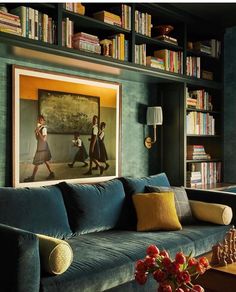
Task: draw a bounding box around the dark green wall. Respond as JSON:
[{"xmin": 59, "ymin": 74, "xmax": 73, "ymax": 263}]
[
  {"xmin": 0, "ymin": 55, "xmax": 160, "ymax": 187},
  {"xmin": 224, "ymin": 26, "xmax": 236, "ymax": 183}
]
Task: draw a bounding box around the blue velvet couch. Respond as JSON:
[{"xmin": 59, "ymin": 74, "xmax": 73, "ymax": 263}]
[{"xmin": 0, "ymin": 173, "xmax": 235, "ymax": 292}]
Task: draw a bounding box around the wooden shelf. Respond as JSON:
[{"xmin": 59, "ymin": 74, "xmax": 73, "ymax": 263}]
[
  {"xmin": 186, "ymin": 159, "xmax": 222, "ymax": 163},
  {"xmin": 187, "ymin": 134, "xmax": 221, "ymax": 138},
  {"xmin": 186, "ymin": 108, "xmax": 220, "ymax": 114},
  {"xmin": 187, "ymin": 49, "xmax": 220, "ymax": 59}
]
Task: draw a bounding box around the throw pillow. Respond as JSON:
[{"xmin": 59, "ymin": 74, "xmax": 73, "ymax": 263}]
[
  {"xmin": 0, "ymin": 186, "xmax": 72, "ymax": 239},
  {"xmin": 145, "ymin": 185, "xmax": 194, "ymax": 225},
  {"xmin": 58, "ymin": 179, "xmax": 125, "ymax": 235},
  {"xmin": 37, "ymin": 234, "xmax": 73, "ymax": 275},
  {"xmin": 189, "ymin": 200, "xmax": 233, "ymax": 225},
  {"xmin": 118, "ymin": 173, "xmax": 171, "ymax": 230},
  {"xmin": 132, "ymin": 192, "xmax": 182, "ymax": 232}
]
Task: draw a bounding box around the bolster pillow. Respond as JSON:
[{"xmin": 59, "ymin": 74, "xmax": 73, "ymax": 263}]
[
  {"xmin": 37, "ymin": 234, "xmax": 73, "ymax": 275},
  {"xmin": 189, "ymin": 200, "xmax": 233, "ymax": 225}
]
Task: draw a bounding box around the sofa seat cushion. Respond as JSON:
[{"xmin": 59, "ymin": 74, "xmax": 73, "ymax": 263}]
[
  {"xmin": 0, "ymin": 186, "xmax": 72, "ymax": 239},
  {"xmin": 40, "ymin": 224, "xmax": 229, "ymax": 292}
]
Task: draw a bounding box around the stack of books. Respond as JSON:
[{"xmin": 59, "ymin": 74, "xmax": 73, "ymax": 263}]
[
  {"xmin": 186, "ymin": 56, "xmax": 201, "ymax": 78},
  {"xmin": 108, "ymin": 4, "xmax": 131, "ymax": 30},
  {"xmin": 135, "ymin": 10, "xmax": 152, "ymax": 37},
  {"xmin": 187, "ymin": 162, "xmax": 221, "ymax": 187},
  {"xmin": 0, "ymin": 10, "xmax": 22, "ymax": 36},
  {"xmin": 135, "ymin": 44, "xmax": 146, "ymax": 65},
  {"xmin": 186, "ymin": 111, "xmax": 215, "ymax": 135},
  {"xmin": 155, "ymin": 35, "xmax": 178, "ymax": 45},
  {"xmin": 193, "ymin": 39, "xmax": 221, "ymax": 58},
  {"xmin": 109, "ymin": 33, "xmax": 128, "ymax": 61},
  {"xmin": 146, "ymin": 56, "xmax": 165, "ymax": 70},
  {"xmin": 186, "ymin": 170, "xmax": 202, "ymax": 187},
  {"xmin": 63, "ymin": 3, "xmax": 85, "ymax": 15},
  {"xmin": 186, "ymin": 88, "xmax": 213, "ymax": 111},
  {"xmin": 10, "ymin": 6, "xmax": 56, "ymax": 43},
  {"xmin": 62, "ymin": 18, "xmax": 74, "ymax": 48},
  {"xmin": 93, "ymin": 10, "xmax": 121, "ymax": 27},
  {"xmin": 154, "ymin": 49, "xmax": 183, "ymax": 74},
  {"xmin": 72, "ymin": 32, "xmax": 101, "ymax": 54},
  {"xmin": 187, "ymin": 145, "xmax": 209, "ymax": 160}
]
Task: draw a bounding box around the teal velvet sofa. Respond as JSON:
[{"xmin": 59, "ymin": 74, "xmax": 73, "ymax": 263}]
[{"xmin": 0, "ymin": 173, "xmax": 235, "ymax": 292}]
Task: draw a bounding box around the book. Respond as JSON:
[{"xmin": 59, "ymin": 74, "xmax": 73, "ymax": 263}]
[
  {"xmin": 93, "ymin": 10, "xmax": 121, "ymax": 26},
  {"xmin": 155, "ymin": 35, "xmax": 178, "ymax": 45}
]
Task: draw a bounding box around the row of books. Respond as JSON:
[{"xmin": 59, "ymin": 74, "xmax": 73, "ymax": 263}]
[
  {"xmin": 11, "ymin": 6, "xmax": 56, "ymax": 43},
  {"xmin": 0, "ymin": 10, "xmax": 22, "ymax": 36},
  {"xmin": 193, "ymin": 39, "xmax": 221, "ymax": 58},
  {"xmin": 108, "ymin": 33, "xmax": 129, "ymax": 61},
  {"xmin": 135, "ymin": 10, "xmax": 152, "ymax": 37},
  {"xmin": 187, "ymin": 145, "xmax": 210, "ymax": 160},
  {"xmin": 186, "ymin": 56, "xmax": 201, "ymax": 78},
  {"xmin": 72, "ymin": 32, "xmax": 101, "ymax": 55},
  {"xmin": 146, "ymin": 56, "xmax": 165, "ymax": 70},
  {"xmin": 154, "ymin": 49, "xmax": 183, "ymax": 74},
  {"xmin": 94, "ymin": 10, "xmax": 122, "ymax": 27},
  {"xmin": 187, "ymin": 162, "xmax": 221, "ymax": 187},
  {"xmin": 186, "ymin": 111, "xmax": 215, "ymax": 135},
  {"xmin": 63, "ymin": 3, "xmax": 85, "ymax": 15},
  {"xmin": 135, "ymin": 44, "xmax": 146, "ymax": 65},
  {"xmin": 186, "ymin": 88, "xmax": 213, "ymax": 111}
]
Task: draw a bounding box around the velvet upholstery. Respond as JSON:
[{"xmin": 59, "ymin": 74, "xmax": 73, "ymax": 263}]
[
  {"xmin": 58, "ymin": 179, "xmax": 125, "ymax": 235},
  {"xmin": 0, "ymin": 186, "xmax": 72, "ymax": 239},
  {"xmin": 0, "ymin": 223, "xmax": 40, "ymax": 292},
  {"xmin": 118, "ymin": 173, "xmax": 171, "ymax": 229},
  {"xmin": 40, "ymin": 225, "xmax": 229, "ymax": 292}
]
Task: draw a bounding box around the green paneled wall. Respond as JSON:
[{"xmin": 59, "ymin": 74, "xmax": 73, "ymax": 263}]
[{"xmin": 0, "ymin": 55, "xmax": 160, "ymax": 186}]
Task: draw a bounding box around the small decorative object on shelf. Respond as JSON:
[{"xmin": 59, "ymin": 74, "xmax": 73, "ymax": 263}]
[
  {"xmin": 100, "ymin": 39, "xmax": 112, "ymax": 57},
  {"xmin": 135, "ymin": 244, "xmax": 209, "ymax": 292},
  {"xmin": 211, "ymin": 226, "xmax": 236, "ymax": 266},
  {"xmin": 155, "ymin": 24, "xmax": 174, "ymax": 36},
  {"xmin": 202, "ymin": 70, "xmax": 213, "ymax": 81}
]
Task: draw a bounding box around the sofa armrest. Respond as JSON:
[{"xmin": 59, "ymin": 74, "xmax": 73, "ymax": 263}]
[
  {"xmin": 185, "ymin": 188, "xmax": 236, "ymax": 225},
  {"xmin": 0, "ymin": 223, "xmax": 40, "ymax": 292}
]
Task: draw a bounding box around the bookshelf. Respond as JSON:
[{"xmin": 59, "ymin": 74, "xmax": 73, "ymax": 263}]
[{"xmin": 0, "ymin": 3, "xmax": 225, "ymax": 188}]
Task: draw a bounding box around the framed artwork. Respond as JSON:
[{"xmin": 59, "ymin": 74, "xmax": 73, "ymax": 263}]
[{"xmin": 12, "ymin": 65, "xmax": 121, "ymax": 187}]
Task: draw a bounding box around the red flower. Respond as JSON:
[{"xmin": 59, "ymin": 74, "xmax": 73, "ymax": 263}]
[
  {"xmin": 199, "ymin": 257, "xmax": 209, "ymax": 269},
  {"xmin": 153, "ymin": 269, "xmax": 167, "ymax": 282},
  {"xmin": 175, "ymin": 252, "xmax": 186, "ymax": 265},
  {"xmin": 135, "ymin": 272, "xmax": 147, "ymax": 285},
  {"xmin": 196, "ymin": 262, "xmax": 206, "ymax": 275},
  {"xmin": 192, "ymin": 284, "xmax": 205, "ymax": 292},
  {"xmin": 146, "ymin": 244, "xmax": 160, "ymax": 257},
  {"xmin": 166, "ymin": 262, "xmax": 180, "ymax": 275},
  {"xmin": 160, "ymin": 250, "xmax": 170, "ymax": 258},
  {"xmin": 144, "ymin": 256, "xmax": 156, "ymax": 269},
  {"xmin": 188, "ymin": 257, "xmax": 197, "ymax": 267},
  {"xmin": 162, "ymin": 257, "xmax": 172, "ymax": 268},
  {"xmin": 177, "ymin": 271, "xmax": 191, "ymax": 284},
  {"xmin": 135, "ymin": 259, "xmax": 147, "ymax": 273},
  {"xmin": 158, "ymin": 284, "xmax": 173, "ymax": 292}
]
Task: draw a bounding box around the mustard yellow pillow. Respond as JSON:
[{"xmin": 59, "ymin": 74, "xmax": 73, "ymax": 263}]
[
  {"xmin": 132, "ymin": 192, "xmax": 182, "ymax": 232},
  {"xmin": 189, "ymin": 200, "xmax": 233, "ymax": 225},
  {"xmin": 37, "ymin": 234, "xmax": 73, "ymax": 275}
]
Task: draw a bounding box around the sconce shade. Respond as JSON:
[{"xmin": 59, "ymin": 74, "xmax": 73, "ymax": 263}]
[{"xmin": 146, "ymin": 106, "xmax": 163, "ymax": 126}]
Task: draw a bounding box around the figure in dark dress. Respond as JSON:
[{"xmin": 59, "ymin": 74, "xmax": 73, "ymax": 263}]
[
  {"xmin": 68, "ymin": 132, "xmax": 88, "ymax": 168},
  {"xmin": 84, "ymin": 115, "xmax": 104, "ymax": 175},
  {"xmin": 24, "ymin": 115, "xmax": 55, "ymax": 182},
  {"xmin": 98, "ymin": 122, "xmax": 109, "ymax": 170}
]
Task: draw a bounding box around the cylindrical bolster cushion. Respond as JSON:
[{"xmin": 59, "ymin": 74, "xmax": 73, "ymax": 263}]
[
  {"xmin": 37, "ymin": 234, "xmax": 73, "ymax": 275},
  {"xmin": 189, "ymin": 200, "xmax": 233, "ymax": 225}
]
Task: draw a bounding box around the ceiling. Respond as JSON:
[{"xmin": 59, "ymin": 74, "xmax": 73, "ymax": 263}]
[{"xmin": 170, "ymin": 3, "xmax": 236, "ymax": 28}]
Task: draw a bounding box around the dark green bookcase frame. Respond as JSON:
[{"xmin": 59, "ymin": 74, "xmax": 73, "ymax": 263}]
[{"xmin": 0, "ymin": 3, "xmax": 225, "ymax": 187}]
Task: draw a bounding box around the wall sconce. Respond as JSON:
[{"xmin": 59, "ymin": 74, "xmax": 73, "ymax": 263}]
[{"xmin": 144, "ymin": 106, "xmax": 163, "ymax": 149}]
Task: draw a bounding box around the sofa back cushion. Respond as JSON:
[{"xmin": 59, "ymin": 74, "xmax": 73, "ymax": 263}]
[
  {"xmin": 58, "ymin": 179, "xmax": 125, "ymax": 235},
  {"xmin": 118, "ymin": 173, "xmax": 171, "ymax": 229},
  {"xmin": 0, "ymin": 186, "xmax": 72, "ymax": 239}
]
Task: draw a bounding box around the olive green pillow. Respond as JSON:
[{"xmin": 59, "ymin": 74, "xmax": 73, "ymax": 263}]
[{"xmin": 37, "ymin": 234, "xmax": 73, "ymax": 275}]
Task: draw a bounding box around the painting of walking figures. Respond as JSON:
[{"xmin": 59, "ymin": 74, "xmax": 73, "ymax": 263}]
[{"xmin": 12, "ymin": 66, "xmax": 121, "ymax": 187}]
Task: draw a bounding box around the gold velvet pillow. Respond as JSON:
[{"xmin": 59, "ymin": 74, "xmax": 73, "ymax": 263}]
[
  {"xmin": 37, "ymin": 234, "xmax": 73, "ymax": 275},
  {"xmin": 189, "ymin": 200, "xmax": 233, "ymax": 225},
  {"xmin": 132, "ymin": 192, "xmax": 182, "ymax": 232}
]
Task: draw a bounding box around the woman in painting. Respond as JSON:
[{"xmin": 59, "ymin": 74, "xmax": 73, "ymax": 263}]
[
  {"xmin": 68, "ymin": 132, "xmax": 88, "ymax": 168},
  {"xmin": 24, "ymin": 114, "xmax": 55, "ymax": 182},
  {"xmin": 84, "ymin": 115, "xmax": 104, "ymax": 175},
  {"xmin": 93, "ymin": 122, "xmax": 109, "ymax": 171}
]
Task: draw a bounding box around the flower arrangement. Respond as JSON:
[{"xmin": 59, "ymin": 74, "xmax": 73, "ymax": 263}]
[{"xmin": 134, "ymin": 245, "xmax": 209, "ymax": 292}]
